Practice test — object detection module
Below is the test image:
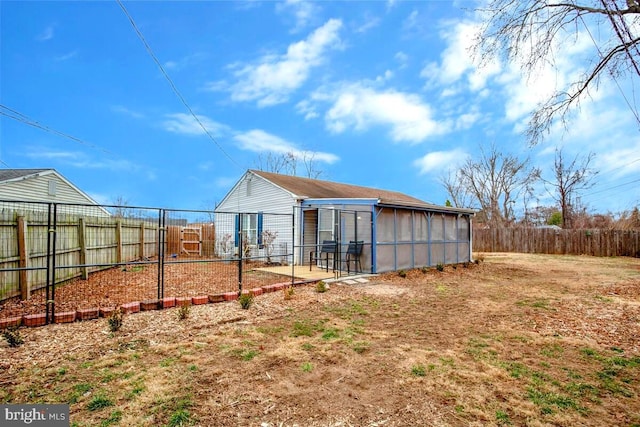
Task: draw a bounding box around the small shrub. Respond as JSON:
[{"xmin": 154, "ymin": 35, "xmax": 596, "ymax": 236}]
[
  {"xmin": 239, "ymin": 293, "xmax": 253, "ymax": 309},
  {"xmin": 315, "ymin": 281, "xmax": 328, "ymax": 293},
  {"xmin": 398, "ymin": 269, "xmax": 407, "ymax": 278},
  {"xmin": 283, "ymin": 286, "xmax": 295, "ymax": 300},
  {"xmin": 107, "ymin": 309, "xmax": 124, "ymax": 333},
  {"xmin": 2, "ymin": 327, "xmax": 24, "ymax": 348},
  {"xmin": 177, "ymin": 304, "xmax": 190, "ymax": 320},
  {"xmin": 87, "ymin": 394, "xmax": 114, "ymax": 411},
  {"xmin": 436, "ymin": 263, "xmax": 445, "ymax": 272},
  {"xmin": 411, "ymin": 364, "xmax": 427, "ymax": 377},
  {"xmin": 421, "ymin": 266, "xmax": 429, "ymax": 274},
  {"xmin": 301, "ymin": 362, "xmax": 313, "ymax": 372}
]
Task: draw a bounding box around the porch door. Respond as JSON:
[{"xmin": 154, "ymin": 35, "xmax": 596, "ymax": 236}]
[{"xmin": 317, "ymin": 208, "xmax": 339, "ymax": 269}]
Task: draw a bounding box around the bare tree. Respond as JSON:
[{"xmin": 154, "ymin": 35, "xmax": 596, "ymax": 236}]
[
  {"xmin": 110, "ymin": 195, "xmax": 132, "ymax": 218},
  {"xmin": 474, "ymin": 0, "xmax": 640, "ymax": 145},
  {"xmin": 440, "ymin": 169, "xmax": 474, "ymax": 208},
  {"xmin": 541, "ymin": 148, "xmax": 598, "ymax": 228},
  {"xmin": 254, "ymin": 151, "xmax": 324, "ymax": 178},
  {"xmin": 453, "ymin": 144, "xmax": 539, "ymax": 227}
]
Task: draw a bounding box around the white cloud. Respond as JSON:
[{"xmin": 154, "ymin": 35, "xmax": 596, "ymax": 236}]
[
  {"xmin": 295, "ymin": 99, "xmax": 319, "ymax": 120},
  {"xmin": 162, "ymin": 113, "xmax": 228, "ymax": 136},
  {"xmin": 23, "ymin": 147, "xmax": 138, "ymax": 171},
  {"xmin": 233, "ymin": 129, "xmax": 339, "ymax": 164},
  {"xmin": 216, "ymin": 19, "xmax": 342, "ymax": 107},
  {"xmin": 111, "ymin": 105, "xmax": 145, "ymax": 119},
  {"xmin": 414, "ymin": 149, "xmax": 468, "ymax": 175},
  {"xmin": 421, "ymin": 20, "xmax": 500, "ymax": 92},
  {"xmin": 54, "ymin": 50, "xmax": 78, "ymax": 62},
  {"xmin": 163, "ymin": 52, "xmax": 207, "ymax": 71},
  {"xmin": 355, "ymin": 13, "xmax": 380, "ymax": 34},
  {"xmin": 395, "ymin": 51, "xmax": 409, "ymax": 69},
  {"xmin": 275, "ymin": 0, "xmax": 320, "ymax": 33},
  {"xmin": 36, "ymin": 25, "xmax": 55, "ymax": 41},
  {"xmin": 316, "ymin": 83, "xmax": 448, "ymax": 143}
]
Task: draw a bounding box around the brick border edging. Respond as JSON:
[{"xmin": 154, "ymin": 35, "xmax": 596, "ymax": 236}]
[{"xmin": 1, "ymin": 280, "xmax": 315, "ymax": 329}]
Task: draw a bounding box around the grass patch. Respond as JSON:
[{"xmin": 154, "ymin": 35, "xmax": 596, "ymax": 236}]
[
  {"xmin": 301, "ymin": 362, "xmax": 313, "ymax": 373},
  {"xmin": 100, "ymin": 409, "xmax": 122, "ymax": 427},
  {"xmin": 411, "ymin": 364, "xmax": 426, "ymax": 377},
  {"xmin": 87, "ymin": 394, "xmax": 114, "ymax": 411}
]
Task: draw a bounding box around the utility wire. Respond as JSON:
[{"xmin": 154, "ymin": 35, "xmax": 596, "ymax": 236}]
[
  {"xmin": 579, "ymin": 13, "xmax": 640, "ymax": 125},
  {"xmin": 116, "ymin": 0, "xmax": 243, "ymax": 171},
  {"xmin": 0, "ymin": 104, "xmax": 113, "ymax": 155}
]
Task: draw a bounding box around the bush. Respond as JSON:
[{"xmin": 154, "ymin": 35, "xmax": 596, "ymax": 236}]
[
  {"xmin": 436, "ymin": 263, "xmax": 445, "ymax": 272},
  {"xmin": 315, "ymin": 281, "xmax": 328, "ymax": 293},
  {"xmin": 107, "ymin": 308, "xmax": 124, "ymax": 332},
  {"xmin": 283, "ymin": 286, "xmax": 295, "ymax": 300},
  {"xmin": 398, "ymin": 270, "xmax": 407, "ymax": 278},
  {"xmin": 239, "ymin": 293, "xmax": 253, "ymax": 310},
  {"xmin": 177, "ymin": 304, "xmax": 190, "ymax": 320},
  {"xmin": 2, "ymin": 328, "xmax": 24, "ymax": 348}
]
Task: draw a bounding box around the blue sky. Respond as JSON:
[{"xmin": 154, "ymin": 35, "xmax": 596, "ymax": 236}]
[{"xmin": 2, "ymin": 0, "xmax": 639, "ymax": 216}]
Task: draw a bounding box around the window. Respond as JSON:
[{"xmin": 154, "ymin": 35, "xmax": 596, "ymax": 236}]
[{"xmin": 234, "ymin": 212, "xmax": 263, "ymax": 246}]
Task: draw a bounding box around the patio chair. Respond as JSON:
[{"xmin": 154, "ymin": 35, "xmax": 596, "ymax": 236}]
[
  {"xmin": 310, "ymin": 240, "xmax": 336, "ymax": 271},
  {"xmin": 345, "ymin": 240, "xmax": 363, "ymax": 274}
]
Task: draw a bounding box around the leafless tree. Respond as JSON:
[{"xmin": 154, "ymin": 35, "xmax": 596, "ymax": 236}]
[
  {"xmin": 450, "ymin": 144, "xmax": 539, "ymax": 227},
  {"xmin": 254, "ymin": 151, "xmax": 324, "ymax": 178},
  {"xmin": 474, "ymin": 0, "xmax": 640, "ymax": 145},
  {"xmin": 109, "ymin": 195, "xmax": 132, "ymax": 218},
  {"xmin": 440, "ymin": 169, "xmax": 475, "ymax": 208},
  {"xmin": 541, "ymin": 148, "xmax": 598, "ymax": 228}
]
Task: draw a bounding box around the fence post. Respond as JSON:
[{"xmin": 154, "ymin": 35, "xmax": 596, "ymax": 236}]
[
  {"xmin": 238, "ymin": 213, "xmax": 243, "ymax": 296},
  {"xmin": 116, "ymin": 220, "xmax": 123, "ymax": 264},
  {"xmin": 17, "ymin": 216, "xmax": 30, "ymax": 300},
  {"xmin": 78, "ymin": 217, "xmax": 89, "ymax": 280},
  {"xmin": 140, "ymin": 222, "xmax": 145, "ymax": 259}
]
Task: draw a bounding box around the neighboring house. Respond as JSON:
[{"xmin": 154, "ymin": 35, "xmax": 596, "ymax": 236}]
[
  {"xmin": 0, "ymin": 168, "xmax": 110, "ymax": 216},
  {"xmin": 215, "ymin": 169, "xmax": 475, "ymax": 274}
]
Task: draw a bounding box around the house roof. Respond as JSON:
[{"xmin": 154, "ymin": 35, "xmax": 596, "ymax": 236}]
[
  {"xmin": 249, "ymin": 170, "xmax": 475, "ymax": 214},
  {"xmin": 0, "ymin": 168, "xmax": 52, "ymax": 182}
]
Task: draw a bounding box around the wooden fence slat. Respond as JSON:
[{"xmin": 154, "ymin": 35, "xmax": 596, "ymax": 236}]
[{"xmin": 17, "ymin": 216, "xmax": 29, "ymax": 300}]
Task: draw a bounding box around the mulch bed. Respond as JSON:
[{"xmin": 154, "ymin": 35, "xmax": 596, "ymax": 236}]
[{"xmin": 0, "ymin": 260, "xmax": 294, "ymax": 319}]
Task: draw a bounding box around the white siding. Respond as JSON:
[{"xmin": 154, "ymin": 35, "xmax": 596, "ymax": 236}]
[
  {"xmin": 215, "ymin": 172, "xmax": 299, "ymax": 263},
  {"xmin": 216, "ymin": 172, "xmax": 296, "ymax": 214},
  {"xmin": 0, "ymin": 173, "xmax": 109, "ymax": 217}
]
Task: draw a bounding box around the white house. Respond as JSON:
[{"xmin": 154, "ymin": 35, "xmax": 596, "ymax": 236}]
[
  {"xmin": 215, "ymin": 170, "xmax": 476, "ymax": 274},
  {"xmin": 0, "ymin": 169, "xmax": 110, "ymax": 216}
]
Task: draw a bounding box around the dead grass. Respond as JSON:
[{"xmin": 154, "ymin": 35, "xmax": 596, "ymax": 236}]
[{"xmin": 1, "ymin": 253, "xmax": 639, "ymax": 426}]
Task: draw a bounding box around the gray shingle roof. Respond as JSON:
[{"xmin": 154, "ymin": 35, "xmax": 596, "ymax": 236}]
[
  {"xmin": 0, "ymin": 169, "xmax": 52, "ymax": 183},
  {"xmin": 250, "ymin": 170, "xmax": 475, "ymax": 213}
]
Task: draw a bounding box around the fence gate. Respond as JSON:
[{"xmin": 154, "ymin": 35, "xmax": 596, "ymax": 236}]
[{"xmin": 180, "ymin": 226, "xmax": 202, "ymax": 255}]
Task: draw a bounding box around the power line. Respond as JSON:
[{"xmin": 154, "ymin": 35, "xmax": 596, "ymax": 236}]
[
  {"xmin": 579, "ymin": 13, "xmax": 640, "ymax": 126},
  {"xmin": 588, "ymin": 177, "xmax": 640, "ymax": 195},
  {"xmin": 116, "ymin": 0, "xmax": 243, "ymax": 171},
  {"xmin": 0, "ymin": 104, "xmax": 113, "ymax": 155}
]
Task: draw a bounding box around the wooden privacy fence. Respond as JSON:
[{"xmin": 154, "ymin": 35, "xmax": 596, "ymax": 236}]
[
  {"xmin": 474, "ymin": 228, "xmax": 640, "ymax": 257},
  {"xmin": 0, "ymin": 209, "xmax": 159, "ymax": 301}
]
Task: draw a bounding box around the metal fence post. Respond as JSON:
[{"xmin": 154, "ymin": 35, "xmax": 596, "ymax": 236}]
[
  {"xmin": 49, "ymin": 203, "xmax": 58, "ymax": 324},
  {"xmin": 238, "ymin": 213, "xmax": 243, "ymax": 296}
]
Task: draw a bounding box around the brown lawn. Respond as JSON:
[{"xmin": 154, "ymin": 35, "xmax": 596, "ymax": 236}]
[{"xmin": 1, "ymin": 253, "xmax": 639, "ymax": 426}]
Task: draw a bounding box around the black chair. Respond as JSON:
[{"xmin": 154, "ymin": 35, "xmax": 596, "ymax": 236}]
[
  {"xmin": 310, "ymin": 240, "xmax": 336, "ymax": 271},
  {"xmin": 345, "ymin": 240, "xmax": 363, "ymax": 274}
]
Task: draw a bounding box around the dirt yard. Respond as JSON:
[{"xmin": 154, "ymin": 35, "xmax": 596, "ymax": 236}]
[
  {"xmin": 1, "ymin": 253, "xmax": 639, "ymax": 426},
  {"xmin": 0, "ymin": 260, "xmax": 292, "ymax": 318}
]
